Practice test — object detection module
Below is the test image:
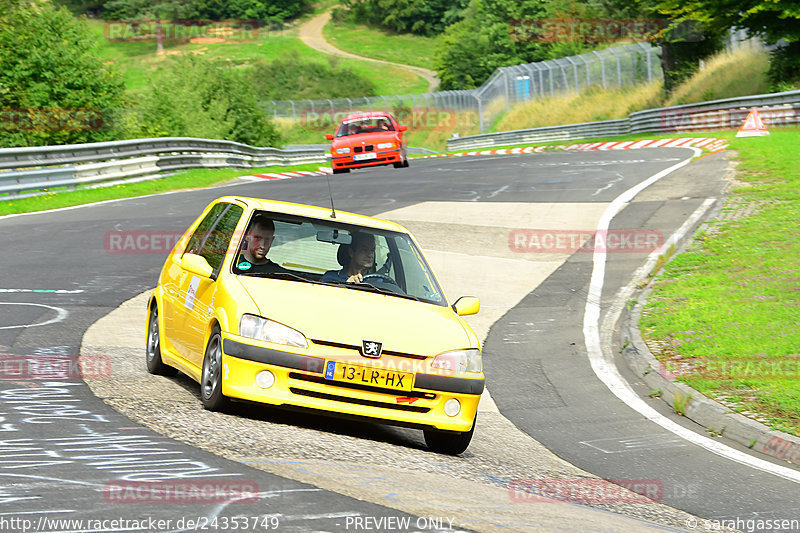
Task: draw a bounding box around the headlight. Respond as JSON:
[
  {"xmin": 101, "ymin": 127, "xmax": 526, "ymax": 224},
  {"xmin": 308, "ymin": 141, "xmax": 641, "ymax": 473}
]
[
  {"xmin": 239, "ymin": 314, "xmax": 308, "ymax": 348},
  {"xmin": 335, "ymin": 147, "xmax": 351, "ymax": 154},
  {"xmin": 376, "ymin": 142, "xmax": 394, "ymax": 149},
  {"xmin": 431, "ymin": 349, "xmax": 482, "ymax": 373}
]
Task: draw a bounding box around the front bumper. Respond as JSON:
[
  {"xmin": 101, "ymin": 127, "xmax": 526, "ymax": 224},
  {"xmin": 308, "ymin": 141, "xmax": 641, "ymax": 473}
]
[
  {"xmin": 221, "ymin": 337, "xmax": 483, "ymax": 432},
  {"xmin": 331, "ymin": 148, "xmax": 402, "ymax": 170}
]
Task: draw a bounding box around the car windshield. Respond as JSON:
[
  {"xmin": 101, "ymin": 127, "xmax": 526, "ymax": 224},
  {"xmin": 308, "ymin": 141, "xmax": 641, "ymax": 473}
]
[
  {"xmin": 336, "ymin": 117, "xmax": 394, "ymax": 137},
  {"xmin": 232, "ymin": 211, "xmax": 446, "ymax": 306}
]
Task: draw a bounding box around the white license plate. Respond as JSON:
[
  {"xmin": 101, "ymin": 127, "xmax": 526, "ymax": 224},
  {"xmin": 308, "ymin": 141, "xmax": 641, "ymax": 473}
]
[{"xmin": 354, "ymin": 152, "xmax": 377, "ymax": 161}]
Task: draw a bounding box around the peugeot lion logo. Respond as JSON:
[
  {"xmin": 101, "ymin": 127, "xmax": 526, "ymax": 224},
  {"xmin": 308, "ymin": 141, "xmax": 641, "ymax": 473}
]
[{"xmin": 361, "ymin": 340, "xmax": 383, "ymax": 358}]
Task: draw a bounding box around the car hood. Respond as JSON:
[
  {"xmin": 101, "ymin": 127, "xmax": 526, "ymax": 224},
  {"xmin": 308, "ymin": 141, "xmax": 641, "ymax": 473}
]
[{"xmin": 236, "ymin": 276, "xmax": 475, "ymax": 357}]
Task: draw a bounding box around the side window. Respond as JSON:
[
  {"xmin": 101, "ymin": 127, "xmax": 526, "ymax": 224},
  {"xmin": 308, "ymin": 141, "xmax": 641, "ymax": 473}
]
[
  {"xmin": 185, "ymin": 203, "xmax": 243, "ymax": 273},
  {"xmin": 199, "ymin": 205, "xmax": 243, "ymax": 272},
  {"xmin": 186, "ymin": 204, "xmax": 227, "ymax": 256}
]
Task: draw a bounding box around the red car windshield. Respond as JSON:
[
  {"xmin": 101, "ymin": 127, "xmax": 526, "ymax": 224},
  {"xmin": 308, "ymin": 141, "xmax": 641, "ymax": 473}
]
[{"xmin": 336, "ymin": 117, "xmax": 395, "ymax": 137}]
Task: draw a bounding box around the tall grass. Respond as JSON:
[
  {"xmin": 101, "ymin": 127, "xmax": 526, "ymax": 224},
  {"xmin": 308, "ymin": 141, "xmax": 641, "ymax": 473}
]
[
  {"xmin": 494, "ymin": 83, "xmax": 664, "ymax": 132},
  {"xmin": 665, "ymin": 45, "xmax": 771, "ymax": 106}
]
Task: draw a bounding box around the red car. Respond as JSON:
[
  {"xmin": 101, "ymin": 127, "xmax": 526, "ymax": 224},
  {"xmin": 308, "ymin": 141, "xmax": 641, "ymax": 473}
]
[{"xmin": 325, "ymin": 112, "xmax": 409, "ymax": 174}]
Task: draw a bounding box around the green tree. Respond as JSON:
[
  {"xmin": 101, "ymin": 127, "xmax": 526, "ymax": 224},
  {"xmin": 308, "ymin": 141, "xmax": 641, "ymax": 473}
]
[
  {"xmin": 0, "ymin": 0, "xmax": 128, "ymax": 147},
  {"xmin": 656, "ymin": 0, "xmax": 800, "ymax": 88},
  {"xmin": 130, "ymin": 55, "xmax": 280, "ymax": 147},
  {"xmin": 340, "ymin": 0, "xmax": 469, "ymax": 36},
  {"xmin": 103, "ymin": 0, "xmax": 193, "ymax": 53},
  {"xmin": 600, "ymin": 0, "xmax": 725, "ymax": 92},
  {"xmin": 436, "ymin": 0, "xmax": 584, "ymax": 90}
]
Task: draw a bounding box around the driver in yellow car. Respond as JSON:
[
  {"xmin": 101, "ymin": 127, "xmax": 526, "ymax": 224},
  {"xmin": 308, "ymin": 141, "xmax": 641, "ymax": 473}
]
[
  {"xmin": 321, "ymin": 232, "xmax": 375, "ymax": 283},
  {"xmin": 234, "ymin": 215, "xmax": 285, "ymax": 274}
]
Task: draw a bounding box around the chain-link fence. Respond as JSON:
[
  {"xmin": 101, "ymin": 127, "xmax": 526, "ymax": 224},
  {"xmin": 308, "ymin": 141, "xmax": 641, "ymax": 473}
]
[{"xmin": 263, "ymin": 42, "xmax": 662, "ymax": 134}]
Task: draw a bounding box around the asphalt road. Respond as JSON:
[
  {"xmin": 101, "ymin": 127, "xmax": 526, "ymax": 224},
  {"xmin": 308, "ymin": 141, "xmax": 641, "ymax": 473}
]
[{"xmin": 1, "ymin": 149, "xmax": 798, "ymax": 532}]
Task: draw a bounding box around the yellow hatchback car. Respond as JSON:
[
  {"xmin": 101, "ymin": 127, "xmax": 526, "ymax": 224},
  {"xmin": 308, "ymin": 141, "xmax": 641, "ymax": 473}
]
[{"xmin": 146, "ymin": 196, "xmax": 484, "ymax": 454}]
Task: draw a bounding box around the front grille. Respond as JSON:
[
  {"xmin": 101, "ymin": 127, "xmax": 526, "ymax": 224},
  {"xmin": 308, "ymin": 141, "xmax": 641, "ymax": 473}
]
[
  {"xmin": 289, "ymin": 372, "xmax": 436, "ymax": 399},
  {"xmin": 354, "ymin": 146, "xmax": 362, "ymax": 153},
  {"xmin": 311, "ymin": 339, "xmax": 427, "ymax": 360},
  {"xmin": 290, "ymin": 387, "xmax": 430, "ymax": 412},
  {"xmin": 365, "ymin": 145, "xmax": 374, "ymax": 151}
]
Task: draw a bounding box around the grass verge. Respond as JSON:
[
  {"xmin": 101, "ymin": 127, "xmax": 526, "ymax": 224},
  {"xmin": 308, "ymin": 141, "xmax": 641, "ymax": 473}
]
[
  {"xmin": 640, "ymin": 127, "xmax": 800, "ymax": 436},
  {"xmin": 322, "ymin": 19, "xmax": 437, "ymax": 70},
  {"xmin": 0, "ymin": 163, "xmax": 326, "ymax": 217}
]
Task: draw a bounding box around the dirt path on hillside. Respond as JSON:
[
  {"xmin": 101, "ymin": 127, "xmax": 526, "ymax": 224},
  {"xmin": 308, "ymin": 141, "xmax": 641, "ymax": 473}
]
[{"xmin": 298, "ymin": 9, "xmax": 439, "ymax": 93}]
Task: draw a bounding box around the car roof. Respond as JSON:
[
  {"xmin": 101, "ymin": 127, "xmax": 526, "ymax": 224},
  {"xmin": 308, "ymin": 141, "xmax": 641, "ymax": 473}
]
[{"xmin": 217, "ymin": 196, "xmax": 408, "ymax": 233}]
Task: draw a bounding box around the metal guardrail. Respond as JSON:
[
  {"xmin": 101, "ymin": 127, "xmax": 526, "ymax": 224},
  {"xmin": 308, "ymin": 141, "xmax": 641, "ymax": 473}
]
[
  {"xmin": 0, "ymin": 137, "xmax": 326, "ymax": 199},
  {"xmin": 447, "ymin": 90, "xmax": 800, "ymax": 151}
]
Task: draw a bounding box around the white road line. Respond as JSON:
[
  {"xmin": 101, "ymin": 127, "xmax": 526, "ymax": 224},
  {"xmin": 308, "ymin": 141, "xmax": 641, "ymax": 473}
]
[
  {"xmin": 0, "ymin": 289, "xmax": 84, "ymax": 294},
  {"xmin": 0, "ymin": 302, "xmax": 68, "ymax": 329},
  {"xmin": 583, "ymin": 148, "xmax": 800, "ymax": 484}
]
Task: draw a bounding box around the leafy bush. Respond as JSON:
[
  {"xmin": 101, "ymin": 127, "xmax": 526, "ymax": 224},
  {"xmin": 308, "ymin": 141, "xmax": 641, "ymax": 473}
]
[
  {"xmin": 128, "ymin": 55, "xmax": 280, "ymax": 147},
  {"xmin": 247, "ymin": 53, "xmax": 377, "ymax": 100},
  {"xmin": 768, "ymin": 42, "xmax": 800, "ymax": 92},
  {"xmin": 0, "ymin": 0, "xmax": 128, "ymax": 147}
]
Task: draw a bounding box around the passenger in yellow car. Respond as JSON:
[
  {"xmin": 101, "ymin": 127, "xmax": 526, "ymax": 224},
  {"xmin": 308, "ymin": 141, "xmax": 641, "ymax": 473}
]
[
  {"xmin": 234, "ymin": 215, "xmax": 286, "ymax": 274},
  {"xmin": 321, "ymin": 232, "xmax": 375, "ymax": 283}
]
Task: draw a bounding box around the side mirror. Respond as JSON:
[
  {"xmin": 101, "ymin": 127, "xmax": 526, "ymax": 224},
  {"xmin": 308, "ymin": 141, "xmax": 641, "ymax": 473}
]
[
  {"xmin": 325, "ymin": 134, "xmax": 334, "ymax": 140},
  {"xmin": 398, "ymin": 125, "xmax": 408, "ymax": 132},
  {"xmin": 181, "ymin": 253, "xmax": 214, "ymax": 278},
  {"xmin": 452, "ymin": 296, "xmax": 480, "ymax": 316}
]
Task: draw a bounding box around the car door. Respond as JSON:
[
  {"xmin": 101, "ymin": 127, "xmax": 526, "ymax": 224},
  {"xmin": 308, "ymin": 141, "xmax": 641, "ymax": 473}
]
[
  {"xmin": 173, "ymin": 203, "xmax": 244, "ymax": 371},
  {"xmin": 161, "ymin": 202, "xmax": 228, "ymax": 360}
]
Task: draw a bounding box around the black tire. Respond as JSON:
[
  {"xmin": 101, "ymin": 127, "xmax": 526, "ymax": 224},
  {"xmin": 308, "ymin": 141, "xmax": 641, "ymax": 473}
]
[
  {"xmin": 201, "ymin": 327, "xmax": 229, "ymax": 411},
  {"xmin": 332, "ymin": 168, "xmax": 350, "ymax": 174},
  {"xmin": 403, "ymin": 158, "xmax": 410, "ymax": 167},
  {"xmin": 145, "ymin": 304, "xmax": 177, "ymax": 376},
  {"xmin": 424, "ymin": 415, "xmax": 476, "ymax": 455},
  {"xmin": 393, "ymin": 161, "xmax": 403, "ymax": 168}
]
